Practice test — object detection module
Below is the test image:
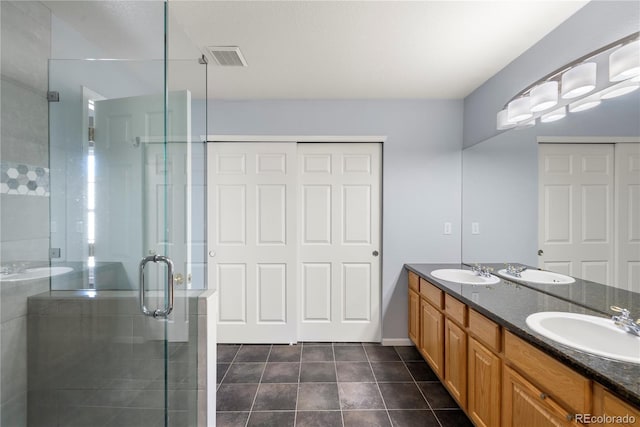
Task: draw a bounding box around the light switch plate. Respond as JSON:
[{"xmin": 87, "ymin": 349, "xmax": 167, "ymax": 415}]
[
  {"xmin": 472, "ymin": 222, "xmax": 480, "ymax": 234},
  {"xmin": 444, "ymin": 222, "xmax": 452, "ymax": 235}
]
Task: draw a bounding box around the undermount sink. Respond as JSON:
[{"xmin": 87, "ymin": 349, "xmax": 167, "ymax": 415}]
[
  {"xmin": 0, "ymin": 266, "xmax": 73, "ymax": 282},
  {"xmin": 498, "ymin": 269, "xmax": 575, "ymax": 285},
  {"xmin": 526, "ymin": 312, "xmax": 640, "ymax": 364},
  {"xmin": 430, "ymin": 269, "xmax": 500, "ymax": 285}
]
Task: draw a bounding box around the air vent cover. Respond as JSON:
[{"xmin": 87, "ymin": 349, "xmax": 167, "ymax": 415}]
[{"xmin": 207, "ymin": 46, "xmax": 247, "ymax": 67}]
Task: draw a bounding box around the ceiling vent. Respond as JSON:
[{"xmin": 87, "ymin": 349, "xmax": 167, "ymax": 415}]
[{"xmin": 207, "ymin": 46, "xmax": 248, "ymax": 67}]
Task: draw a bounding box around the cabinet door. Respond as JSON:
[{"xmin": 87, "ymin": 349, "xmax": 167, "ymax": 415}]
[
  {"xmin": 419, "ymin": 299, "xmax": 444, "ymax": 378},
  {"xmin": 444, "ymin": 318, "xmax": 467, "ymax": 408},
  {"xmin": 503, "ymin": 366, "xmax": 578, "ymax": 427},
  {"xmin": 468, "ymin": 337, "xmax": 501, "ymax": 427},
  {"xmin": 592, "ymin": 384, "xmax": 640, "ymax": 427},
  {"xmin": 409, "ymin": 288, "xmax": 420, "ymax": 345}
]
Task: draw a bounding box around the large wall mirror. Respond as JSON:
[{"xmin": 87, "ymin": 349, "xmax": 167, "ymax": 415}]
[{"xmin": 461, "ymin": 79, "xmax": 640, "ymax": 304}]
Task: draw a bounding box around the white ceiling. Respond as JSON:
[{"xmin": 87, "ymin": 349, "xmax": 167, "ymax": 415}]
[{"xmin": 46, "ymin": 1, "xmax": 589, "ymax": 100}]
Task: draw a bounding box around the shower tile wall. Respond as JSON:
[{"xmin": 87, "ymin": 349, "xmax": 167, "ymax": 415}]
[{"xmin": 0, "ymin": 2, "xmax": 52, "ymax": 426}]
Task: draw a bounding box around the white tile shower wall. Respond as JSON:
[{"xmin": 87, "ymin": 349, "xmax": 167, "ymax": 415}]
[{"xmin": 0, "ymin": 2, "xmax": 52, "ymax": 426}]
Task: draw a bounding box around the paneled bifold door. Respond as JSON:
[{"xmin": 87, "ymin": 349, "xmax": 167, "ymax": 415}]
[{"xmin": 208, "ymin": 142, "xmax": 382, "ymax": 343}]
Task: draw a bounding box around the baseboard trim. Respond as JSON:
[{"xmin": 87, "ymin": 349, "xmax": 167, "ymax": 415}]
[{"xmin": 381, "ymin": 338, "xmax": 413, "ymax": 346}]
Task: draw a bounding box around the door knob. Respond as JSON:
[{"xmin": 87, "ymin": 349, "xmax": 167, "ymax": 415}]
[
  {"xmin": 208, "ymin": 250, "xmax": 216, "ymax": 258},
  {"xmin": 372, "ymin": 251, "xmax": 379, "ymax": 257},
  {"xmin": 174, "ymin": 273, "xmax": 184, "ymax": 285},
  {"xmin": 537, "ymin": 249, "xmax": 544, "ymax": 256}
]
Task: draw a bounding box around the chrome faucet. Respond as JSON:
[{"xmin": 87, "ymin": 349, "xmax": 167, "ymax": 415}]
[
  {"xmin": 472, "ymin": 264, "xmax": 493, "ymax": 278},
  {"xmin": 0, "ymin": 263, "xmax": 27, "ymax": 275},
  {"xmin": 611, "ymin": 306, "xmax": 640, "ymax": 337},
  {"xmin": 506, "ymin": 264, "xmax": 527, "ymax": 277}
]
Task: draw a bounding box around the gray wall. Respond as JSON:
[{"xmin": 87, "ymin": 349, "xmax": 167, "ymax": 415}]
[
  {"xmin": 207, "ymin": 99, "xmax": 463, "ymax": 342},
  {"xmin": 0, "ymin": 2, "xmax": 52, "ymax": 425},
  {"xmin": 463, "ymin": 0, "xmax": 640, "ymax": 149}
]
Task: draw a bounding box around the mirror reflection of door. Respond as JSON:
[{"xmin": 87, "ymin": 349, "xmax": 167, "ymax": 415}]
[
  {"xmin": 538, "ymin": 142, "xmax": 640, "ymax": 292},
  {"xmin": 93, "ymin": 90, "xmax": 192, "ymax": 340}
]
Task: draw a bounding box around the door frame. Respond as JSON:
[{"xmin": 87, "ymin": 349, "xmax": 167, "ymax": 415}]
[{"xmin": 205, "ymin": 135, "xmax": 386, "ymax": 343}]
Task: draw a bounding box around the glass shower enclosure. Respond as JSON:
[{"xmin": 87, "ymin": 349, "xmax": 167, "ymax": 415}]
[{"xmin": 27, "ymin": 2, "xmax": 208, "ymax": 426}]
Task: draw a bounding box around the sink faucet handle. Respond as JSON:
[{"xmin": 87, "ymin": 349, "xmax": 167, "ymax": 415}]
[{"xmin": 610, "ymin": 305, "xmax": 630, "ymax": 316}]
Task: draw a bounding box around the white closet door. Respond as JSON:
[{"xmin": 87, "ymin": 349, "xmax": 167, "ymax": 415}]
[
  {"xmin": 298, "ymin": 143, "xmax": 382, "ymax": 342},
  {"xmin": 208, "ymin": 143, "xmax": 297, "ymax": 343},
  {"xmin": 538, "ymin": 144, "xmax": 614, "ymax": 285},
  {"xmin": 615, "ymin": 143, "xmax": 640, "ymax": 292}
]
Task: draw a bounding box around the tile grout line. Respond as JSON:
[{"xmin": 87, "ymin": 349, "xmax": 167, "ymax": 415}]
[
  {"xmin": 332, "ymin": 342, "xmax": 346, "ymax": 427},
  {"xmin": 293, "ymin": 342, "xmax": 303, "ymax": 427},
  {"xmin": 216, "ymin": 344, "xmax": 242, "ymax": 393},
  {"xmin": 244, "ymin": 344, "xmax": 273, "ymax": 427},
  {"xmin": 397, "ymin": 346, "xmax": 445, "ymax": 427},
  {"xmin": 364, "ymin": 343, "xmax": 394, "ymax": 427}
]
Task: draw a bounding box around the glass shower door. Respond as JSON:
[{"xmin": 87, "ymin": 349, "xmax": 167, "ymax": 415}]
[{"xmin": 35, "ymin": 57, "xmax": 206, "ymax": 427}]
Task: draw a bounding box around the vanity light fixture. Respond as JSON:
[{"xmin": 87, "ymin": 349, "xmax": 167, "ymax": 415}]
[
  {"xmin": 507, "ymin": 96, "xmax": 533, "ymax": 122},
  {"xmin": 540, "ymin": 106, "xmax": 566, "ymax": 123},
  {"xmin": 561, "ymin": 62, "xmax": 597, "ymax": 99},
  {"xmin": 496, "ymin": 32, "xmax": 640, "ymax": 131},
  {"xmin": 530, "ymin": 81, "xmax": 558, "ymax": 112},
  {"xmin": 609, "ymin": 39, "xmax": 640, "ymax": 82},
  {"xmin": 600, "ymin": 79, "xmax": 640, "ymax": 99},
  {"xmin": 568, "ymin": 93, "xmax": 601, "ymax": 113},
  {"xmin": 496, "ymin": 109, "xmax": 516, "ymax": 130}
]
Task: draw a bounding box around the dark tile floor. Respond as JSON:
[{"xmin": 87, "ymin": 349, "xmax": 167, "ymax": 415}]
[{"xmin": 216, "ymin": 343, "xmax": 473, "ymax": 427}]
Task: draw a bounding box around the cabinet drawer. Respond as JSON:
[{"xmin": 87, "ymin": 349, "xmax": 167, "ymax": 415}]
[
  {"xmin": 503, "ymin": 365, "xmax": 581, "ymax": 427},
  {"xmin": 420, "ymin": 278, "xmax": 443, "ymax": 309},
  {"xmin": 504, "ymin": 331, "xmax": 591, "ymax": 414},
  {"xmin": 469, "ymin": 309, "xmax": 501, "ymax": 352},
  {"xmin": 408, "ymin": 271, "xmax": 419, "ymax": 292},
  {"xmin": 445, "ymin": 294, "xmax": 467, "ymax": 326}
]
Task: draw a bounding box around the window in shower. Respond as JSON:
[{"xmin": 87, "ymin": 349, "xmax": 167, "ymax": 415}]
[{"xmin": 87, "ymin": 98, "xmax": 96, "ymax": 287}]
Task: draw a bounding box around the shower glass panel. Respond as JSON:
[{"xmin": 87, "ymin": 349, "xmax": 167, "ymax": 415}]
[{"xmin": 31, "ymin": 2, "xmax": 208, "ymax": 425}]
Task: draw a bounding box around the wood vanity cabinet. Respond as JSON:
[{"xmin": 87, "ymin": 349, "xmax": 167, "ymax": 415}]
[
  {"xmin": 503, "ymin": 365, "xmax": 582, "ymax": 427},
  {"xmin": 406, "ymin": 271, "xmax": 639, "ymax": 427},
  {"xmin": 467, "ymin": 309, "xmax": 502, "ymax": 427},
  {"xmin": 468, "ymin": 336, "xmax": 501, "ymax": 427},
  {"xmin": 444, "ymin": 294, "xmax": 468, "ymax": 407},
  {"xmin": 408, "ymin": 272, "xmax": 420, "ymax": 346},
  {"xmin": 592, "ymin": 385, "xmax": 640, "ymax": 427},
  {"xmin": 419, "ymin": 297, "xmax": 444, "ymax": 378},
  {"xmin": 504, "ymin": 332, "xmax": 591, "ymax": 417},
  {"xmin": 444, "ymin": 317, "xmax": 467, "ymax": 407}
]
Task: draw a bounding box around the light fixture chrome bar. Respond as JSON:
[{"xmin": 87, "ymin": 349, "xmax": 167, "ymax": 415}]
[{"xmin": 504, "ymin": 31, "xmax": 639, "ymax": 108}]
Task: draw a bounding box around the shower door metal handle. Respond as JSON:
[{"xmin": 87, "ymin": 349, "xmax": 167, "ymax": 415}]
[{"xmin": 139, "ymin": 255, "xmax": 174, "ymax": 318}]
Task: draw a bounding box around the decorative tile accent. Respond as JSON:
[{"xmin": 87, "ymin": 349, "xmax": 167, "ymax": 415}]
[{"xmin": 0, "ymin": 161, "xmax": 49, "ymax": 196}]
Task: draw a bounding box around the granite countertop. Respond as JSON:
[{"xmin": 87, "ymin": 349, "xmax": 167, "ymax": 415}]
[{"xmin": 405, "ymin": 263, "xmax": 640, "ymax": 408}]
